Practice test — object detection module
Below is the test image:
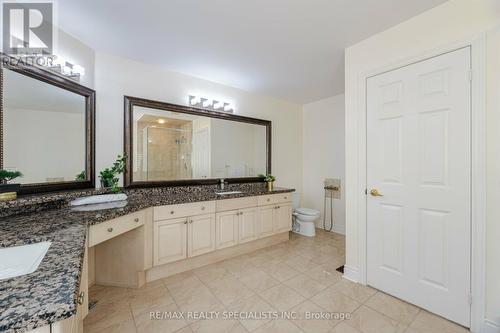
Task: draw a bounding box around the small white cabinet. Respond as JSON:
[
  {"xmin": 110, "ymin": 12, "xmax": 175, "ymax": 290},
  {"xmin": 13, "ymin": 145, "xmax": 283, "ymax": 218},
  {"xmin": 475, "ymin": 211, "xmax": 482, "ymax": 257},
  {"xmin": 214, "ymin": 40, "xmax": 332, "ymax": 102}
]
[
  {"xmin": 275, "ymin": 204, "xmax": 293, "ymax": 233},
  {"xmin": 238, "ymin": 207, "xmax": 259, "ymax": 243},
  {"xmin": 216, "ymin": 211, "xmax": 239, "ymax": 249},
  {"xmin": 188, "ymin": 214, "xmax": 216, "ymax": 257},
  {"xmin": 259, "ymin": 203, "xmax": 293, "ymax": 236},
  {"xmin": 154, "ymin": 217, "xmax": 188, "ymax": 266},
  {"xmin": 258, "ymin": 205, "xmax": 275, "ymax": 237}
]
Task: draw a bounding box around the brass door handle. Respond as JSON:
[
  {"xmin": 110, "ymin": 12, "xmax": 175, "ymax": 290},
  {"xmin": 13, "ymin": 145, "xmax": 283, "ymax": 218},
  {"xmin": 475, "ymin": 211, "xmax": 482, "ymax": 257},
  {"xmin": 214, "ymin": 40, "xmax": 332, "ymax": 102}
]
[{"xmin": 370, "ymin": 189, "xmax": 383, "ymax": 197}]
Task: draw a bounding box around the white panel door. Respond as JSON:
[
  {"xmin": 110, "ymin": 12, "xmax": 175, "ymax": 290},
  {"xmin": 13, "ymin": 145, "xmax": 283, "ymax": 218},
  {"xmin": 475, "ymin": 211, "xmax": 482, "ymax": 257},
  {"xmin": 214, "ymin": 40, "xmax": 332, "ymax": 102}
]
[
  {"xmin": 238, "ymin": 207, "xmax": 259, "ymax": 243},
  {"xmin": 154, "ymin": 218, "xmax": 188, "ymax": 265},
  {"xmin": 367, "ymin": 47, "xmax": 471, "ymax": 326},
  {"xmin": 188, "ymin": 214, "xmax": 216, "ymax": 257},
  {"xmin": 216, "ymin": 211, "xmax": 239, "ymax": 249}
]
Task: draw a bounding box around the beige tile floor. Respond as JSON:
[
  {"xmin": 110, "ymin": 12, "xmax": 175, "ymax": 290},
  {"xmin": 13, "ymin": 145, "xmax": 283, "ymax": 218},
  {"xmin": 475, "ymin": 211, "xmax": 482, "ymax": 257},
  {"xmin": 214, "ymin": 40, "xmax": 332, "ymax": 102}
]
[{"xmin": 84, "ymin": 230, "xmax": 469, "ymax": 333}]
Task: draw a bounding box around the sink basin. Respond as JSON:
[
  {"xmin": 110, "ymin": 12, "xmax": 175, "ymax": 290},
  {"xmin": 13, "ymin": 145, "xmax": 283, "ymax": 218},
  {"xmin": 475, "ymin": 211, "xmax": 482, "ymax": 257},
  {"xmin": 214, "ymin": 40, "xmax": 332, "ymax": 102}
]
[
  {"xmin": 215, "ymin": 191, "xmax": 243, "ymax": 195},
  {"xmin": 0, "ymin": 241, "xmax": 51, "ymax": 280}
]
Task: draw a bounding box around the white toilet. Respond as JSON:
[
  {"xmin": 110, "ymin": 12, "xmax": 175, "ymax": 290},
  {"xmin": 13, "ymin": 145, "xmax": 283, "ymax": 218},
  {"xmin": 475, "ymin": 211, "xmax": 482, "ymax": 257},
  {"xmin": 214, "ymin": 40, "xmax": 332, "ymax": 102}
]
[{"xmin": 291, "ymin": 193, "xmax": 320, "ymax": 237}]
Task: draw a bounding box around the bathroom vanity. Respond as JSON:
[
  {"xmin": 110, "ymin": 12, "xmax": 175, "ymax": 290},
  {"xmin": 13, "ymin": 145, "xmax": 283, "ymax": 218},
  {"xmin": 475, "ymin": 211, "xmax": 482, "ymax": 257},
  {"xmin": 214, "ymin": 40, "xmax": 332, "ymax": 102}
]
[{"xmin": 0, "ymin": 185, "xmax": 294, "ymax": 333}]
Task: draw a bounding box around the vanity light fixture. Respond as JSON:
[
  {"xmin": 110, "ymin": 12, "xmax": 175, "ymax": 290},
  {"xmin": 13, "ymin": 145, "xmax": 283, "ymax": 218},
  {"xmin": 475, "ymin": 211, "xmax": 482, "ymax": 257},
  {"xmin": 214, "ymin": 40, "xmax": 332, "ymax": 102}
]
[
  {"xmin": 202, "ymin": 98, "xmax": 213, "ymax": 108},
  {"xmin": 188, "ymin": 95, "xmax": 234, "ymax": 113}
]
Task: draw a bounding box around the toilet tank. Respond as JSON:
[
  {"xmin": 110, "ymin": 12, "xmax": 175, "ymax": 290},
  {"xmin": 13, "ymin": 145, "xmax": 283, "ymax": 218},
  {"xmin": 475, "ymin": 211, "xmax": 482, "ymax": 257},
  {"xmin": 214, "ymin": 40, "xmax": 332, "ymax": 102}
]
[{"xmin": 292, "ymin": 192, "xmax": 301, "ymax": 209}]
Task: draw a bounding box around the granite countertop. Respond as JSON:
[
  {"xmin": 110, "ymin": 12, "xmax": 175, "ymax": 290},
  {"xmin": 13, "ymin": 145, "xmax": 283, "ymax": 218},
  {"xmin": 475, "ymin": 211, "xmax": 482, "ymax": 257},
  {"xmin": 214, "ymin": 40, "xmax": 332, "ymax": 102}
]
[{"xmin": 0, "ymin": 184, "xmax": 294, "ymax": 333}]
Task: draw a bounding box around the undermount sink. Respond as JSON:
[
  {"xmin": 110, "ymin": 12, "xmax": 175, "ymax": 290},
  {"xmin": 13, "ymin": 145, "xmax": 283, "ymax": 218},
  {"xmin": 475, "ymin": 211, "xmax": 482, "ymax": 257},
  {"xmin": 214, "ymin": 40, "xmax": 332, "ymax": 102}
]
[
  {"xmin": 0, "ymin": 241, "xmax": 51, "ymax": 280},
  {"xmin": 215, "ymin": 191, "xmax": 243, "ymax": 195}
]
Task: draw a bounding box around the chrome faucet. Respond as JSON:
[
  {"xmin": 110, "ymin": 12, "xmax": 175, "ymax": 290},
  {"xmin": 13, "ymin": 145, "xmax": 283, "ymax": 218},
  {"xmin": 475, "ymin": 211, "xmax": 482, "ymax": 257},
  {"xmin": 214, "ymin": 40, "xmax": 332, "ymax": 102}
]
[{"xmin": 219, "ymin": 178, "xmax": 226, "ymax": 190}]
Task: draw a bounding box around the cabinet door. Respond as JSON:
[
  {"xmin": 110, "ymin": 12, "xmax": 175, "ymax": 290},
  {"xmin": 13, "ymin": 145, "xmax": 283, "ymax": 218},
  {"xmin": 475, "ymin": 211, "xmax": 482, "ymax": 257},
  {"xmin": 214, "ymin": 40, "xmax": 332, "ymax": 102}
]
[
  {"xmin": 275, "ymin": 204, "xmax": 293, "ymax": 233},
  {"xmin": 259, "ymin": 205, "xmax": 276, "ymax": 238},
  {"xmin": 216, "ymin": 211, "xmax": 239, "ymax": 249},
  {"xmin": 238, "ymin": 207, "xmax": 259, "ymax": 243},
  {"xmin": 188, "ymin": 214, "xmax": 216, "ymax": 257},
  {"xmin": 154, "ymin": 218, "xmax": 188, "ymax": 266}
]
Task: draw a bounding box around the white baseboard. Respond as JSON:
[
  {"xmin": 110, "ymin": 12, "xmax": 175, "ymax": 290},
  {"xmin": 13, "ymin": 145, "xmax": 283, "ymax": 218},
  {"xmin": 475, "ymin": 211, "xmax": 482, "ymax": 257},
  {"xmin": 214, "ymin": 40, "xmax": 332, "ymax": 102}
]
[
  {"xmin": 482, "ymin": 319, "xmax": 500, "ymax": 333},
  {"xmin": 315, "ymin": 223, "xmax": 345, "ymax": 235},
  {"xmin": 343, "ymin": 265, "xmax": 359, "ymax": 283}
]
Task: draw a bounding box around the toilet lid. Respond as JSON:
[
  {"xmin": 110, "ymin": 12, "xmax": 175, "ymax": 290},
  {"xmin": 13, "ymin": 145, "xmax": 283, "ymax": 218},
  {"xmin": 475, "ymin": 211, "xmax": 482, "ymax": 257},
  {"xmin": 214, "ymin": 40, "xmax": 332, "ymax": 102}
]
[{"xmin": 295, "ymin": 208, "xmax": 319, "ymax": 216}]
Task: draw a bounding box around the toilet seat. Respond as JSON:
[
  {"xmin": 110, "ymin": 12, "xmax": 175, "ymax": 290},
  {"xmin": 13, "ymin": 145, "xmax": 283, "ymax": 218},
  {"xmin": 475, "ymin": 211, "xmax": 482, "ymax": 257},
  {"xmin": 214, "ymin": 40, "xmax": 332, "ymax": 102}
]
[{"xmin": 295, "ymin": 208, "xmax": 320, "ymax": 216}]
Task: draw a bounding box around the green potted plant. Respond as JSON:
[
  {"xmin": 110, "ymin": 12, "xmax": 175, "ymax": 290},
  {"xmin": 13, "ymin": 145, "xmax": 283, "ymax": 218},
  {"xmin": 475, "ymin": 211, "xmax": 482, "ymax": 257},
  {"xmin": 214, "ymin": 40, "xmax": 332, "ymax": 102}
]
[
  {"xmin": 259, "ymin": 174, "xmax": 276, "ymax": 191},
  {"xmin": 0, "ymin": 169, "xmax": 23, "ymax": 201},
  {"xmin": 99, "ymin": 154, "xmax": 127, "ymax": 193},
  {"xmin": 75, "ymin": 171, "xmax": 86, "ymax": 181}
]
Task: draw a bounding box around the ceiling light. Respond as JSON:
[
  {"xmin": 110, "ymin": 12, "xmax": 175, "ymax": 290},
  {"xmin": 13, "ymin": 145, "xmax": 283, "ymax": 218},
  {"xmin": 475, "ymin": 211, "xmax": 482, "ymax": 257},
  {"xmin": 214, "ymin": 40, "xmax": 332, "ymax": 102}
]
[{"xmin": 158, "ymin": 119, "xmax": 166, "ymax": 124}]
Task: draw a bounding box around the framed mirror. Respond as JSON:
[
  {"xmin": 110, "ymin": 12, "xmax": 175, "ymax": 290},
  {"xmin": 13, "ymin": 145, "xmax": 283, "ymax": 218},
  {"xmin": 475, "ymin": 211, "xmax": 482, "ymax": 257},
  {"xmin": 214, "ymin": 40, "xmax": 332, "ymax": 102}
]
[
  {"xmin": 124, "ymin": 96, "xmax": 271, "ymax": 187},
  {"xmin": 0, "ymin": 55, "xmax": 95, "ymax": 194}
]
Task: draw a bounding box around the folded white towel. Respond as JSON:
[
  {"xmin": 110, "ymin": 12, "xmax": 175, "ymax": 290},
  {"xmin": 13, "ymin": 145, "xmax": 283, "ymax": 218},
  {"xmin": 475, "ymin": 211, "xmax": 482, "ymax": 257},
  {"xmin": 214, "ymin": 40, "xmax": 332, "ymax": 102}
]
[{"xmin": 70, "ymin": 194, "xmax": 128, "ymax": 206}]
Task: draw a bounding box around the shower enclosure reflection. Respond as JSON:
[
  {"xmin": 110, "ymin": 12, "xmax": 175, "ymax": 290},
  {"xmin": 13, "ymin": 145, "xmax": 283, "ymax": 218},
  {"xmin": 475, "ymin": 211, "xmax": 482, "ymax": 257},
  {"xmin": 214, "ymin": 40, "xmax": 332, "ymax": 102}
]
[{"xmin": 131, "ymin": 104, "xmax": 269, "ymax": 183}]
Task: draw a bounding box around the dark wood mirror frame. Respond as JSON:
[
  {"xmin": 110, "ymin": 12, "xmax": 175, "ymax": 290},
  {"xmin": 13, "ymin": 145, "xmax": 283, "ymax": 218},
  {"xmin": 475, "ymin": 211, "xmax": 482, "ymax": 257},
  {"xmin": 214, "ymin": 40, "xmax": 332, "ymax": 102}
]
[
  {"xmin": 124, "ymin": 96, "xmax": 271, "ymax": 188},
  {"xmin": 0, "ymin": 54, "xmax": 95, "ymax": 194}
]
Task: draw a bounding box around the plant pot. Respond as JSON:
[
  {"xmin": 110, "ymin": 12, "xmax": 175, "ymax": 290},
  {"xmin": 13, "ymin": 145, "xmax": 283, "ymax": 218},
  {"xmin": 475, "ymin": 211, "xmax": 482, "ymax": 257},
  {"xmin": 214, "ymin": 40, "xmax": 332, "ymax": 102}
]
[
  {"xmin": 267, "ymin": 181, "xmax": 274, "ymax": 191},
  {"xmin": 0, "ymin": 183, "xmax": 20, "ymax": 194},
  {"xmin": 100, "ymin": 178, "xmax": 118, "ymax": 189},
  {"xmin": 0, "ymin": 183, "xmax": 20, "ymax": 202}
]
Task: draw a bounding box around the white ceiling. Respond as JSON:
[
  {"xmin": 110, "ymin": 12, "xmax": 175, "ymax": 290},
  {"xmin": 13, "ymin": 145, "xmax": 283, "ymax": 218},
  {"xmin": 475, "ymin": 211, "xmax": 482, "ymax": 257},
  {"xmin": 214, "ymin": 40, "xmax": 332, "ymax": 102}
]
[{"xmin": 58, "ymin": 0, "xmax": 447, "ymax": 104}]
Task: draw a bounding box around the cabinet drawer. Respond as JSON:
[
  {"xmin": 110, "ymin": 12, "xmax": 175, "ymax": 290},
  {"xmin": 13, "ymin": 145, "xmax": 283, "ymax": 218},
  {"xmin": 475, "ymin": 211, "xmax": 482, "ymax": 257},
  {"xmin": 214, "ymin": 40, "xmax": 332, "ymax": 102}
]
[
  {"xmin": 89, "ymin": 210, "xmax": 145, "ymax": 247},
  {"xmin": 216, "ymin": 196, "xmax": 258, "ymax": 212},
  {"xmin": 257, "ymin": 193, "xmax": 292, "ymax": 206},
  {"xmin": 154, "ymin": 201, "xmax": 216, "ymax": 221}
]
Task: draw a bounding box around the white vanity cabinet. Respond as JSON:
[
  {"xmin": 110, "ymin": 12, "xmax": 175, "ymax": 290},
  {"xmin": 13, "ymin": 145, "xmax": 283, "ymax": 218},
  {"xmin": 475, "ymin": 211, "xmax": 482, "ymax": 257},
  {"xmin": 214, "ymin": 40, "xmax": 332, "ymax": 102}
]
[
  {"xmin": 215, "ymin": 210, "xmax": 239, "ymax": 249},
  {"xmin": 153, "ymin": 201, "xmax": 216, "ymax": 266},
  {"xmin": 275, "ymin": 203, "xmax": 293, "ymax": 233},
  {"xmin": 237, "ymin": 207, "xmax": 259, "ymax": 243},
  {"xmin": 188, "ymin": 214, "xmax": 216, "ymax": 257},
  {"xmin": 259, "ymin": 203, "xmax": 293, "ymax": 236},
  {"xmin": 154, "ymin": 217, "xmax": 188, "ymax": 265}
]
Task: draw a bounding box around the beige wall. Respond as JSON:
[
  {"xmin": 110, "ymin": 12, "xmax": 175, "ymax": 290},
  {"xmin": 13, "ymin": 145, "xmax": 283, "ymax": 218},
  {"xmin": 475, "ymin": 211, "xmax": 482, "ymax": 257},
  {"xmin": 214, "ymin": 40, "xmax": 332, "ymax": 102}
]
[
  {"xmin": 95, "ymin": 52, "xmax": 303, "ymax": 191},
  {"xmin": 302, "ymin": 94, "xmax": 345, "ymax": 234},
  {"xmin": 344, "ymin": 0, "xmax": 500, "ymax": 329}
]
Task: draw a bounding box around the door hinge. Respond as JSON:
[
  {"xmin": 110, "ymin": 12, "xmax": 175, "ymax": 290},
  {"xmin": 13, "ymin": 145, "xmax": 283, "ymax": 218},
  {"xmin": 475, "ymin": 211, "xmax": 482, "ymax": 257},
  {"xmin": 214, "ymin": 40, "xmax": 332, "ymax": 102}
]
[
  {"xmin": 468, "ymin": 294, "xmax": 473, "ymax": 305},
  {"xmin": 365, "ymin": 189, "xmax": 367, "ymax": 195},
  {"xmin": 469, "ymin": 69, "xmax": 473, "ymax": 82}
]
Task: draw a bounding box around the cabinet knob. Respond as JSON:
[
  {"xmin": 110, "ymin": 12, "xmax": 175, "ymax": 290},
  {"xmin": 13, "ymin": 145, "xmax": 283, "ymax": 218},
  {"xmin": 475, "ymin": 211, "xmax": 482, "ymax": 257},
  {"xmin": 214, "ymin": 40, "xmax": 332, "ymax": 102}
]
[
  {"xmin": 78, "ymin": 291, "xmax": 85, "ymax": 305},
  {"xmin": 134, "ymin": 218, "xmax": 139, "ymax": 222},
  {"xmin": 267, "ymin": 198, "xmax": 270, "ymax": 202},
  {"xmin": 284, "ymin": 196, "xmax": 288, "ymax": 200},
  {"xmin": 107, "ymin": 227, "xmax": 113, "ymax": 232},
  {"xmin": 201, "ymin": 206, "xmax": 205, "ymax": 210},
  {"xmin": 170, "ymin": 211, "xmax": 175, "ymax": 214},
  {"xmin": 184, "ymin": 220, "xmax": 188, "ymax": 224}
]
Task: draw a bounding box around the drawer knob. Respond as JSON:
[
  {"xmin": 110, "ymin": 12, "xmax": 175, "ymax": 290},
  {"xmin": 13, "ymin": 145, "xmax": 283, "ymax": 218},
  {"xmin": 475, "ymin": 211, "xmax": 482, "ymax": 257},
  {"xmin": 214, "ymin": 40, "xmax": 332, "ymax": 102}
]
[
  {"xmin": 201, "ymin": 206, "xmax": 205, "ymax": 210},
  {"xmin": 107, "ymin": 227, "xmax": 113, "ymax": 232},
  {"xmin": 284, "ymin": 196, "xmax": 288, "ymax": 199},
  {"xmin": 78, "ymin": 291, "xmax": 85, "ymax": 305},
  {"xmin": 134, "ymin": 218, "xmax": 140, "ymax": 222},
  {"xmin": 170, "ymin": 211, "xmax": 175, "ymax": 214},
  {"xmin": 267, "ymin": 198, "xmax": 270, "ymax": 202}
]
